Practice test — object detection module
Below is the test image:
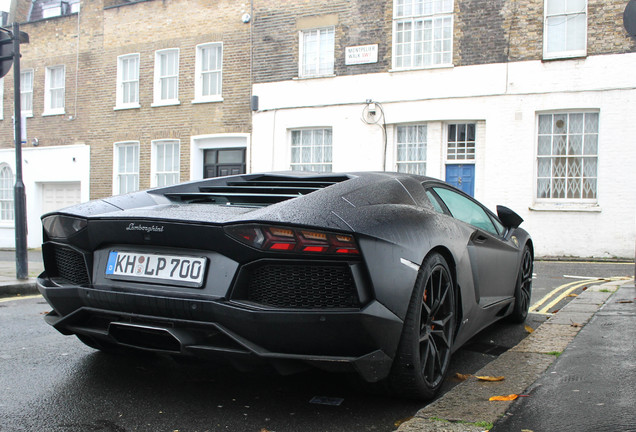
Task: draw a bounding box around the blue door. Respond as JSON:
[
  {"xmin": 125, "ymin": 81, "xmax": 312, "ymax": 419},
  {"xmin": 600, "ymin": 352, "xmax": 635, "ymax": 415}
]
[{"xmin": 445, "ymin": 164, "xmax": 475, "ymax": 196}]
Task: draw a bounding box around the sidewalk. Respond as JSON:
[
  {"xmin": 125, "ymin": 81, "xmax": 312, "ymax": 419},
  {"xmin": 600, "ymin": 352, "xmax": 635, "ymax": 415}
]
[
  {"xmin": 396, "ymin": 278, "xmax": 635, "ymax": 432},
  {"xmin": 0, "ymin": 253, "xmax": 43, "ymax": 298},
  {"xmin": 491, "ymin": 280, "xmax": 636, "ymax": 432}
]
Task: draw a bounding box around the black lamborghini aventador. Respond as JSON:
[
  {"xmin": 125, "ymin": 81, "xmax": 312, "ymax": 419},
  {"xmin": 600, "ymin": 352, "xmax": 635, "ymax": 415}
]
[{"xmin": 37, "ymin": 171, "xmax": 533, "ymax": 400}]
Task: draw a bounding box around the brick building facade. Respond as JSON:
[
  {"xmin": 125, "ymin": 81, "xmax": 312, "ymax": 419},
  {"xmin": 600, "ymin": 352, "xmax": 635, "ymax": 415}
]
[
  {"xmin": 0, "ymin": 0, "xmax": 253, "ymax": 247},
  {"xmin": 0, "ymin": 0, "xmax": 634, "ymax": 257},
  {"xmin": 249, "ymin": 0, "xmax": 636, "ymax": 258}
]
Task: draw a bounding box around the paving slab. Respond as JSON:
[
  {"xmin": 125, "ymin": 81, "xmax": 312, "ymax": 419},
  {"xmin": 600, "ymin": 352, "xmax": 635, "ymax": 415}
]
[{"xmin": 491, "ymin": 284, "xmax": 636, "ymax": 432}]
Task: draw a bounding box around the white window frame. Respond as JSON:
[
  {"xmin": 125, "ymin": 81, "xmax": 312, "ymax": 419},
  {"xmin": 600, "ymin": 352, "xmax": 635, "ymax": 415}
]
[
  {"xmin": 152, "ymin": 48, "xmax": 180, "ymax": 107},
  {"xmin": 113, "ymin": 141, "xmax": 140, "ymax": 195},
  {"xmin": 44, "ymin": 65, "xmax": 65, "ymax": 116},
  {"xmin": 20, "ymin": 70, "xmax": 33, "ymax": 118},
  {"xmin": 535, "ymin": 111, "xmax": 599, "ymax": 204},
  {"xmin": 392, "ymin": 0, "xmax": 454, "ymax": 70},
  {"xmin": 193, "ymin": 43, "xmax": 223, "ymax": 103},
  {"xmin": 151, "ymin": 139, "xmax": 181, "ymax": 187},
  {"xmin": 115, "ymin": 54, "xmax": 140, "ymax": 110},
  {"xmin": 299, "ymin": 27, "xmax": 335, "ymax": 78},
  {"xmin": 446, "ymin": 123, "xmax": 476, "ymax": 161},
  {"xmin": 543, "ymin": 0, "xmax": 587, "ymax": 60},
  {"xmin": 395, "ymin": 124, "xmax": 427, "ymax": 175},
  {"xmin": 0, "ymin": 164, "xmax": 13, "ymax": 222},
  {"xmin": 290, "ymin": 128, "xmax": 333, "ymax": 172}
]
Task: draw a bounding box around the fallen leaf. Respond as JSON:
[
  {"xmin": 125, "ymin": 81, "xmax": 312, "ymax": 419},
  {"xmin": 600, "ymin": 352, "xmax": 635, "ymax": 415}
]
[
  {"xmin": 489, "ymin": 394, "xmax": 519, "ymax": 401},
  {"xmin": 570, "ymin": 322, "xmax": 583, "ymax": 328},
  {"xmin": 567, "ymin": 293, "xmax": 578, "ymax": 297},
  {"xmin": 455, "ymin": 373, "xmax": 471, "ymax": 381},
  {"xmin": 476, "ymin": 375, "xmax": 505, "ymax": 382},
  {"xmin": 524, "ymin": 325, "xmax": 534, "ymax": 334}
]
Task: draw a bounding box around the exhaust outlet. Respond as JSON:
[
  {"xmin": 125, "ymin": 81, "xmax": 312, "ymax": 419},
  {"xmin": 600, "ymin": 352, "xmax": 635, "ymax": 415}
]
[{"xmin": 109, "ymin": 322, "xmax": 188, "ymax": 353}]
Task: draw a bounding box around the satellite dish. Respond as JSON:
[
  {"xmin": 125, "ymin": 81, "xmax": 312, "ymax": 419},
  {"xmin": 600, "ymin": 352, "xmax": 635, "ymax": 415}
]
[{"xmin": 624, "ymin": 0, "xmax": 636, "ymax": 36}]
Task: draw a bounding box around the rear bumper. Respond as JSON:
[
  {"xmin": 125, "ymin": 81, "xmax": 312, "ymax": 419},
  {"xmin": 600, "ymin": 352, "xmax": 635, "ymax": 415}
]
[{"xmin": 37, "ymin": 276, "xmax": 403, "ymax": 382}]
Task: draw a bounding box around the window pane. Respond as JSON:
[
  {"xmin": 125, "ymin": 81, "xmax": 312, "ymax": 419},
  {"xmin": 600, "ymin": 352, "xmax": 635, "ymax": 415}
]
[
  {"xmin": 433, "ymin": 187, "xmax": 497, "ymax": 235},
  {"xmin": 290, "ymin": 128, "xmax": 332, "ymax": 172},
  {"xmin": 536, "ymin": 111, "xmax": 597, "ymax": 201},
  {"xmin": 397, "ymin": 124, "xmax": 427, "ymax": 175},
  {"xmin": 157, "ymin": 50, "xmax": 178, "ymax": 101},
  {"xmin": 393, "ymin": 1, "xmax": 452, "ymax": 70},
  {"xmin": 546, "ymin": 0, "xmax": 586, "ymax": 55},
  {"xmin": 547, "ymin": 0, "xmax": 566, "ymax": 15},
  {"xmin": 567, "ymin": 0, "xmax": 586, "ymax": 12},
  {"xmin": 116, "ymin": 143, "xmax": 139, "ymax": 194},
  {"xmin": 447, "ymin": 123, "xmax": 475, "ymax": 161},
  {"xmin": 218, "ymin": 149, "xmax": 243, "ymax": 163},
  {"xmin": 154, "ymin": 141, "xmax": 179, "ymax": 187},
  {"xmin": 0, "ymin": 166, "xmax": 14, "ymax": 221},
  {"xmin": 301, "ymin": 27, "xmax": 334, "ymax": 77},
  {"xmin": 547, "ymin": 16, "xmax": 567, "ymax": 53},
  {"xmin": 566, "ymin": 13, "xmax": 586, "ymax": 51},
  {"xmin": 199, "ymin": 44, "xmax": 222, "ymax": 97}
]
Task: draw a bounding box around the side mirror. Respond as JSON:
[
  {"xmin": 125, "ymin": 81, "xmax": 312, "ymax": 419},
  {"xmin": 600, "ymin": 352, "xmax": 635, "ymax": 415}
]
[{"xmin": 497, "ymin": 205, "xmax": 523, "ymax": 229}]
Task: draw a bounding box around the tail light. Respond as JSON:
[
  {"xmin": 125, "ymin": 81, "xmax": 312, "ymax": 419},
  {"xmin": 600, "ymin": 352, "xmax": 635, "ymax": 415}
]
[
  {"xmin": 225, "ymin": 224, "xmax": 360, "ymax": 255},
  {"xmin": 42, "ymin": 215, "xmax": 87, "ymax": 239}
]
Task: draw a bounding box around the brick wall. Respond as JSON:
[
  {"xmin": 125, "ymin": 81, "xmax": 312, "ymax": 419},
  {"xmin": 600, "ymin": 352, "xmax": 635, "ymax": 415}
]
[
  {"xmin": 89, "ymin": 0, "xmax": 252, "ymax": 198},
  {"xmin": 455, "ymin": 0, "xmax": 509, "ymax": 65},
  {"xmin": 253, "ymin": 0, "xmax": 636, "ymax": 77},
  {"xmin": 501, "ymin": 0, "xmax": 636, "ymax": 62},
  {"xmin": 1, "ymin": 0, "xmax": 252, "ymax": 200},
  {"xmin": 252, "ymin": 0, "xmax": 390, "ymax": 83},
  {"xmin": 588, "ymin": 0, "xmax": 636, "ymax": 54}
]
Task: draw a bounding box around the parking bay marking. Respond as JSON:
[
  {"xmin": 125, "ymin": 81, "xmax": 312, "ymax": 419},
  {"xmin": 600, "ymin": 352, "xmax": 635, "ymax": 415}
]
[{"xmin": 530, "ymin": 276, "xmax": 630, "ymax": 315}]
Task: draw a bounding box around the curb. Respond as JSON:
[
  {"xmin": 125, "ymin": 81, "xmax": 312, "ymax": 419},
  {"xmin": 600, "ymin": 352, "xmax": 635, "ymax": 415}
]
[
  {"xmin": 0, "ymin": 279, "xmax": 38, "ymax": 298},
  {"xmin": 395, "ymin": 278, "xmax": 631, "ymax": 432}
]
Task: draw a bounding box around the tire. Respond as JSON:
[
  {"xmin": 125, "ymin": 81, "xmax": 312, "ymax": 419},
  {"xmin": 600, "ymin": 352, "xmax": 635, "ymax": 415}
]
[
  {"xmin": 388, "ymin": 252, "xmax": 456, "ymax": 400},
  {"xmin": 507, "ymin": 245, "xmax": 533, "ymax": 323}
]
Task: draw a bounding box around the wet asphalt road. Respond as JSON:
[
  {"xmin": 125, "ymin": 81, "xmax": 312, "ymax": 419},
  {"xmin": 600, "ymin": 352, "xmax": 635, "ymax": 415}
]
[{"xmin": 0, "ymin": 261, "xmax": 633, "ymax": 432}]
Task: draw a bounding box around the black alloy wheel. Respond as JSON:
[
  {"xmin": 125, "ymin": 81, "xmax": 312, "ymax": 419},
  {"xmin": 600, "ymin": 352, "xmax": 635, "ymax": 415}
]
[
  {"xmin": 507, "ymin": 245, "xmax": 533, "ymax": 323},
  {"xmin": 389, "ymin": 252, "xmax": 456, "ymax": 400}
]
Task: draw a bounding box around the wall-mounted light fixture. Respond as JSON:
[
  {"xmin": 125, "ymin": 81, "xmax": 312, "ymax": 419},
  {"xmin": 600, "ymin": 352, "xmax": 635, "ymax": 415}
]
[{"xmin": 32, "ymin": 137, "xmax": 39, "ymax": 146}]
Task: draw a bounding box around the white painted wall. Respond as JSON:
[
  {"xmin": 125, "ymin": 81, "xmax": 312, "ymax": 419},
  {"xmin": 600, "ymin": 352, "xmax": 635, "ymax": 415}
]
[
  {"xmin": 0, "ymin": 144, "xmax": 90, "ymax": 249},
  {"xmin": 251, "ymin": 53, "xmax": 636, "ymax": 258}
]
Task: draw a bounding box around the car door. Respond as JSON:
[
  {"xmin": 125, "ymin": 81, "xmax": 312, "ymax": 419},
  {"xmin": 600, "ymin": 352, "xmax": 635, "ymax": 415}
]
[{"xmin": 429, "ymin": 186, "xmax": 519, "ymax": 305}]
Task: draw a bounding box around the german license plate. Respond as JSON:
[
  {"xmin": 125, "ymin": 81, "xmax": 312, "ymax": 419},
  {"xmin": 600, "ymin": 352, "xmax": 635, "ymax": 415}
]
[{"xmin": 105, "ymin": 251, "xmax": 207, "ymax": 287}]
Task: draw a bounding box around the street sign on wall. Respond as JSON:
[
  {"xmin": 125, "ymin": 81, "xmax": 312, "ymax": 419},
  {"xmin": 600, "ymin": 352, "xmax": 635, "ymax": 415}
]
[{"xmin": 345, "ymin": 44, "xmax": 378, "ymax": 65}]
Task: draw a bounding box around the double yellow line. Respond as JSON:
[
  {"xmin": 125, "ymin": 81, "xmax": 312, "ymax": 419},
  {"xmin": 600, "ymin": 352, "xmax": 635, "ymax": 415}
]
[{"xmin": 530, "ymin": 276, "xmax": 631, "ymax": 315}]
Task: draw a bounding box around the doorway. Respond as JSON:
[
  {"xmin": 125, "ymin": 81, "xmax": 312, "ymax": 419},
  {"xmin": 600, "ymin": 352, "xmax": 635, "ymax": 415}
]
[
  {"xmin": 445, "ymin": 164, "xmax": 475, "ymax": 196},
  {"xmin": 203, "ymin": 148, "xmax": 246, "ymax": 178}
]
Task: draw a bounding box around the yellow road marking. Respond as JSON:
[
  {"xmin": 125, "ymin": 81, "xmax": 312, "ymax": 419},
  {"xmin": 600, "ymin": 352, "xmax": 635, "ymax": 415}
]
[
  {"xmin": 529, "ymin": 279, "xmax": 593, "ymax": 312},
  {"xmin": 536, "ymin": 280, "xmax": 594, "ymax": 314},
  {"xmin": 0, "ymin": 294, "xmax": 42, "ymax": 303},
  {"xmin": 531, "ymin": 276, "xmax": 633, "ymax": 314}
]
